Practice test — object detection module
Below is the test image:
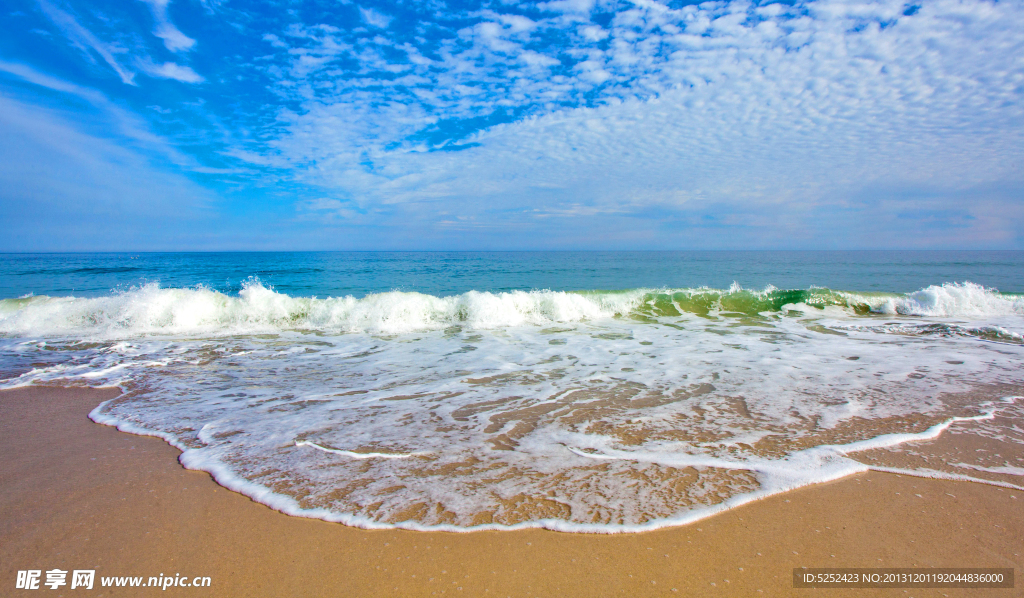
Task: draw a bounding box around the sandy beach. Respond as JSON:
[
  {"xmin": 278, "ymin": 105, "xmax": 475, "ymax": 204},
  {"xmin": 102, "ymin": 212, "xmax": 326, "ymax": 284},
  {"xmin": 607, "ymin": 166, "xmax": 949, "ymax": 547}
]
[{"xmin": 1, "ymin": 385, "xmax": 1020, "ymax": 597}]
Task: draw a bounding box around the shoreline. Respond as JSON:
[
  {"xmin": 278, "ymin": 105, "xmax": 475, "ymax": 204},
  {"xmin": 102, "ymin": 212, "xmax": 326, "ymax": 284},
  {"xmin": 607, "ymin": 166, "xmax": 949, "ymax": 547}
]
[
  {"xmin": 87, "ymin": 386, "xmax": 1024, "ymax": 536},
  {"xmin": 2, "ymin": 386, "xmax": 1021, "ymax": 596}
]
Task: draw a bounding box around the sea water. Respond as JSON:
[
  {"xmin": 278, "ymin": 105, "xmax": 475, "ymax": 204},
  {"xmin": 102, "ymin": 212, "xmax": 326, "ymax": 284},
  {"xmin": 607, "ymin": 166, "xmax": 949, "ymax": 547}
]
[{"xmin": 1, "ymin": 251, "xmax": 1022, "ymax": 532}]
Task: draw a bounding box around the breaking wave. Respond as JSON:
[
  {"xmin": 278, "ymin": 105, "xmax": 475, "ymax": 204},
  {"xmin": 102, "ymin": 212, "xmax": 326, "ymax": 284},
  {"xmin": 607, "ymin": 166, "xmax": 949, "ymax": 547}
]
[{"xmin": 1, "ymin": 281, "xmax": 1021, "ymax": 338}]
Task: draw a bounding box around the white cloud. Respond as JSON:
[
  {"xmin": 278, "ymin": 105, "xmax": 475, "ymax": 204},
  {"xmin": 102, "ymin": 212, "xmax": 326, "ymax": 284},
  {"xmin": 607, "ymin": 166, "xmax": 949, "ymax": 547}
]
[
  {"xmin": 154, "ymin": 23, "xmax": 195, "ymax": 52},
  {"xmin": 36, "ymin": 0, "xmax": 136, "ymax": 85},
  {"xmin": 578, "ymin": 24, "xmax": 608, "ymax": 42},
  {"xmin": 35, "ymin": 0, "xmax": 200, "ymax": 88},
  {"xmin": 246, "ymin": 0, "xmax": 1024, "ymax": 246},
  {"xmin": 519, "ymin": 50, "xmax": 560, "ymax": 68},
  {"xmin": 359, "ymin": 6, "xmax": 393, "ymax": 29},
  {"xmin": 137, "ymin": 59, "xmax": 204, "ymax": 83},
  {"xmin": 537, "ymin": 0, "xmax": 596, "ymax": 14},
  {"xmin": 139, "ymin": 0, "xmax": 196, "ymax": 52},
  {"xmin": 263, "ymin": 33, "xmax": 288, "ymax": 49}
]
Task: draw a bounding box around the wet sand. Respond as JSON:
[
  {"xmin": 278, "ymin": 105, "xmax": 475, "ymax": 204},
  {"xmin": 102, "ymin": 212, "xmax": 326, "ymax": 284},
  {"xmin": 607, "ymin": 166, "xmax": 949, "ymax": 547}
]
[{"xmin": 1, "ymin": 386, "xmax": 1021, "ymax": 597}]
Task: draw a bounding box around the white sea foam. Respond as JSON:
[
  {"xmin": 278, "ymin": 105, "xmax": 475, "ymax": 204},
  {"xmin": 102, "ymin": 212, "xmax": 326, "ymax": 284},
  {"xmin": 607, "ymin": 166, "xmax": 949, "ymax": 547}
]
[
  {"xmin": 1, "ymin": 281, "xmax": 1020, "ymax": 339},
  {"xmin": 866, "ymin": 467, "xmax": 1024, "ymax": 492},
  {"xmin": 294, "ymin": 441, "xmax": 424, "ymax": 459},
  {"xmin": 870, "ymin": 282, "xmax": 1024, "ymax": 317},
  {"xmin": 85, "ymin": 393, "xmax": 1024, "ymax": 533},
  {"xmin": 949, "ymin": 463, "xmax": 1024, "ymax": 477},
  {"xmin": 0, "ymin": 282, "xmax": 644, "ymax": 337},
  {"xmin": 3, "ymin": 281, "xmax": 1023, "ymax": 532}
]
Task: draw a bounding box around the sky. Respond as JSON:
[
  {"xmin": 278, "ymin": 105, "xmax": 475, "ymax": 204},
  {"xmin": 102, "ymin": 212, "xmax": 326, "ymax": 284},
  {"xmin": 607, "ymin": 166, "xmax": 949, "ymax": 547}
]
[{"xmin": 0, "ymin": 0, "xmax": 1022, "ymax": 250}]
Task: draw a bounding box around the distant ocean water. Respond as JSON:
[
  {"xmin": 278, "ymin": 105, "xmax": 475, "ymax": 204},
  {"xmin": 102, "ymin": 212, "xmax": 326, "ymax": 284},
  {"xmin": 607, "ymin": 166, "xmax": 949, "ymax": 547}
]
[{"xmin": 1, "ymin": 251, "xmax": 1022, "ymax": 532}]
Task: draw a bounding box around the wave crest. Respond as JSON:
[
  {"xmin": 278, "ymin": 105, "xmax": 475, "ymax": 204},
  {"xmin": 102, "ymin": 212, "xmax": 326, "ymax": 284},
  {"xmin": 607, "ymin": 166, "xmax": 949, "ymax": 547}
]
[
  {"xmin": 0, "ymin": 282, "xmax": 641, "ymax": 337},
  {"xmin": 0, "ymin": 281, "xmax": 1020, "ymax": 337},
  {"xmin": 874, "ymin": 282, "xmax": 1024, "ymax": 317}
]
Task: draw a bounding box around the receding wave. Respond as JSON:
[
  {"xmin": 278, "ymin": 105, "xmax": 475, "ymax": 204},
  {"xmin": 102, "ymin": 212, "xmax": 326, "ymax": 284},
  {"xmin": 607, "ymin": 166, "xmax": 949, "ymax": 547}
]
[{"xmin": 1, "ymin": 281, "xmax": 1021, "ymax": 337}]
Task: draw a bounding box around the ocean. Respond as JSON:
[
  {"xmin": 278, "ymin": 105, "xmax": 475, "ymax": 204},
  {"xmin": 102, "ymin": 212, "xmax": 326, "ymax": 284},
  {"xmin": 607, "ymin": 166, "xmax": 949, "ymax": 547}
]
[{"xmin": 1, "ymin": 251, "xmax": 1022, "ymax": 532}]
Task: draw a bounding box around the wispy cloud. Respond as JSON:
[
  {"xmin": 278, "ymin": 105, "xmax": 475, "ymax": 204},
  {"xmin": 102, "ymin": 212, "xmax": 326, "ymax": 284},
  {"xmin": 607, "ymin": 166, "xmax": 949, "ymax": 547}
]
[
  {"xmin": 296, "ymin": 197, "xmax": 365, "ymax": 222},
  {"xmin": 138, "ymin": 0, "xmax": 196, "ymax": 52},
  {"xmin": 36, "ymin": 0, "xmax": 136, "ymax": 84},
  {"xmin": 0, "ymin": 92, "xmax": 217, "ymax": 250},
  {"xmin": 0, "ymin": 61, "xmax": 214, "ymax": 171}
]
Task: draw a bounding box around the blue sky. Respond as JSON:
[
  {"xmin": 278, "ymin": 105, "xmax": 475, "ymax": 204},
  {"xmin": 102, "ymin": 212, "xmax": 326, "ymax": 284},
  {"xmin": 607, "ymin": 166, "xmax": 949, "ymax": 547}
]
[{"xmin": 1, "ymin": 0, "xmax": 1022, "ymax": 250}]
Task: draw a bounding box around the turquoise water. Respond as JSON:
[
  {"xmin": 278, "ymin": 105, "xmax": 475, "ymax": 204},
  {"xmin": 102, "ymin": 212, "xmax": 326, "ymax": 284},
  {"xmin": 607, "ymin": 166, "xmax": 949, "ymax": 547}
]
[
  {"xmin": 2, "ymin": 251, "xmax": 1022, "ymax": 299},
  {"xmin": 1, "ymin": 251, "xmax": 1022, "ymax": 532}
]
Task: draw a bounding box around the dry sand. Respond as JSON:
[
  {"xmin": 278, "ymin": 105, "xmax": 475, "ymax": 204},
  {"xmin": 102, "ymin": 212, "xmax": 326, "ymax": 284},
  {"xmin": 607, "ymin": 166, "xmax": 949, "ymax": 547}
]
[{"xmin": 1, "ymin": 386, "xmax": 1021, "ymax": 597}]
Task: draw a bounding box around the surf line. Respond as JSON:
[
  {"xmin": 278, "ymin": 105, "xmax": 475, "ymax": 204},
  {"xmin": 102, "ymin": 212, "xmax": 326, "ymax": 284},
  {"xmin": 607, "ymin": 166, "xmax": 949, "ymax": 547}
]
[{"xmin": 294, "ymin": 440, "xmax": 425, "ymax": 459}]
